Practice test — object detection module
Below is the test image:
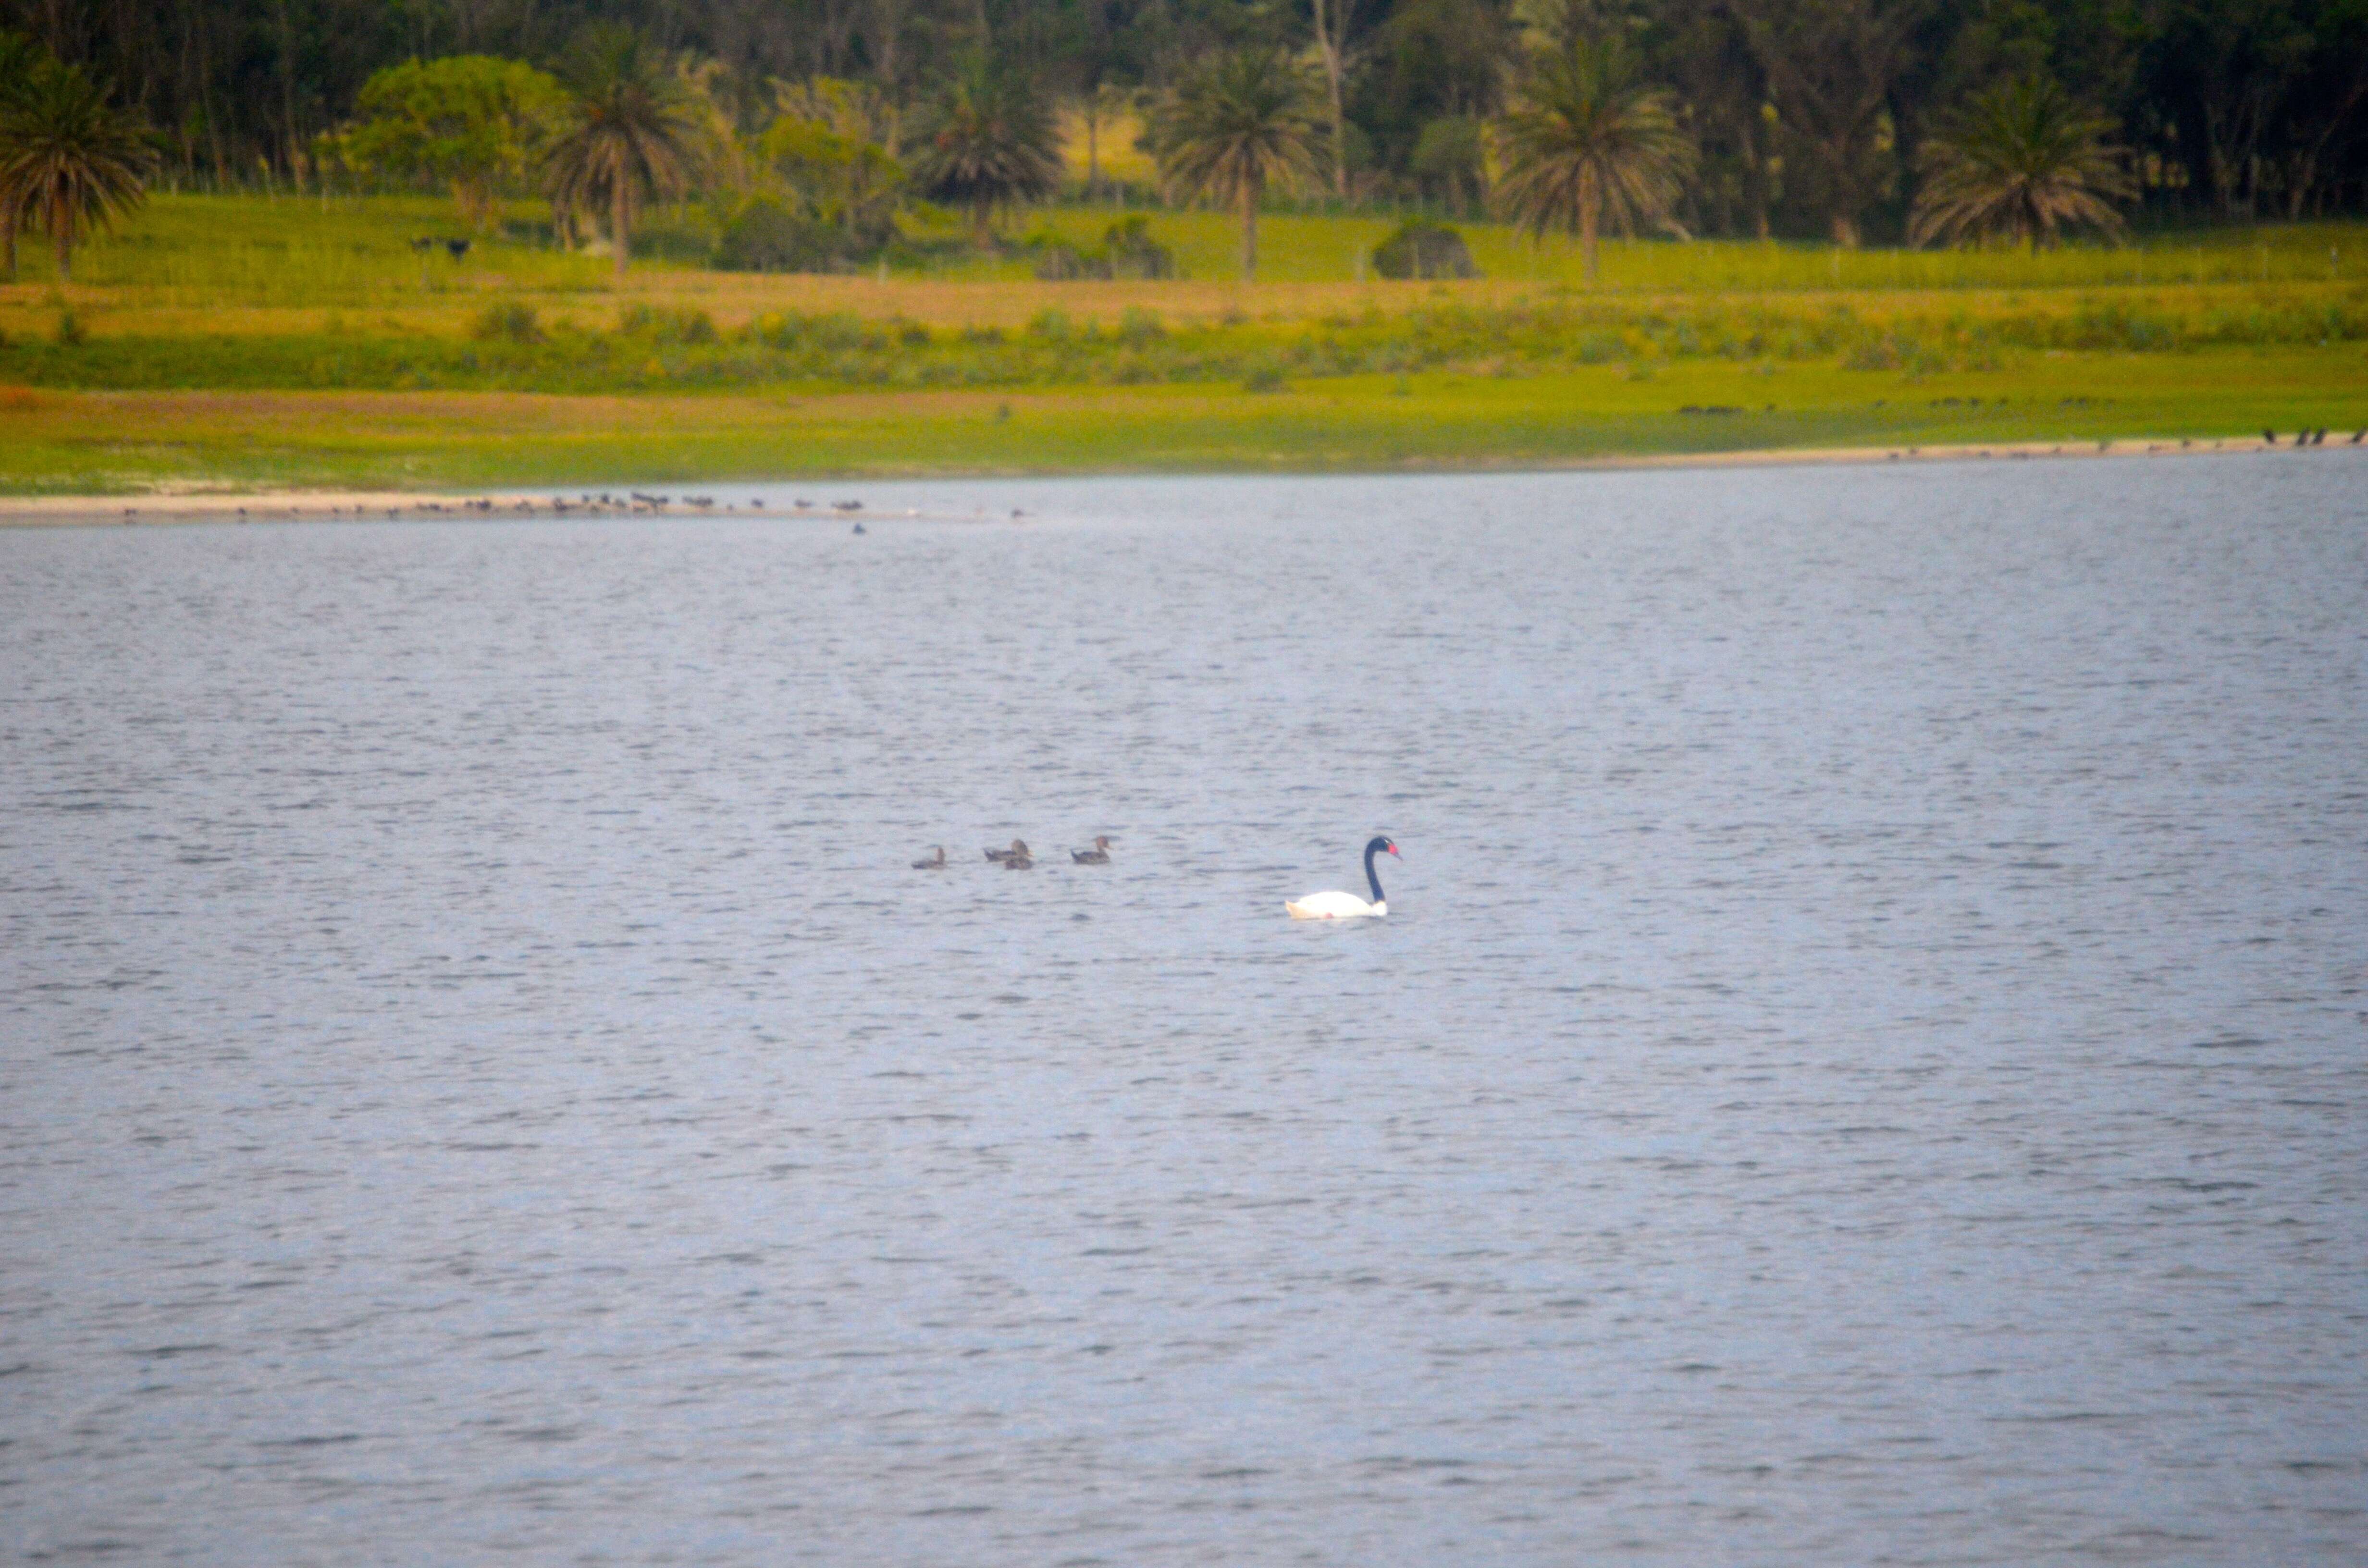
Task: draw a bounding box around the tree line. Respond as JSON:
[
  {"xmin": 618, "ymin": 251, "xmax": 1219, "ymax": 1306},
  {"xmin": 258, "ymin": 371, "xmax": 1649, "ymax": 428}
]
[{"xmin": 2, "ymin": 0, "xmax": 2364, "ymax": 270}]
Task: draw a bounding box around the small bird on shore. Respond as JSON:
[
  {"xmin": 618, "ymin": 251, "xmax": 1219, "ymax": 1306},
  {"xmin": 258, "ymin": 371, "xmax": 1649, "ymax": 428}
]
[
  {"xmin": 2264, "ymin": 429, "xmax": 2279, "ymax": 444},
  {"xmin": 986, "ymin": 839, "xmax": 1029, "ymax": 863},
  {"xmin": 912, "ymin": 846, "xmax": 947, "ymax": 870},
  {"xmin": 1072, "ymin": 836, "xmax": 1116, "ymax": 864}
]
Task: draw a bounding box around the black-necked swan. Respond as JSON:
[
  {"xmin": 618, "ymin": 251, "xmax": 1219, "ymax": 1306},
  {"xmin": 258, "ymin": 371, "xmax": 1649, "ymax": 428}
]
[
  {"xmin": 1072, "ymin": 836, "xmax": 1115, "ymax": 864},
  {"xmin": 986, "ymin": 839, "xmax": 1029, "ymax": 863},
  {"xmin": 1287, "ymin": 837, "xmax": 1400, "ymax": 919},
  {"xmin": 912, "ymin": 846, "xmax": 947, "ymax": 870}
]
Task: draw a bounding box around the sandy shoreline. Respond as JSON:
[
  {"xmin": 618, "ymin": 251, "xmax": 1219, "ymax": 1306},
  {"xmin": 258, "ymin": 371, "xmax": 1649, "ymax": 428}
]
[{"xmin": 0, "ymin": 432, "xmax": 2351, "ymax": 523}]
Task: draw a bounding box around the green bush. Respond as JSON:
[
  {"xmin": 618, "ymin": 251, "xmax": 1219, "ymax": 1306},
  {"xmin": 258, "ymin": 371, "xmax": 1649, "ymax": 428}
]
[
  {"xmin": 1033, "ymin": 242, "xmax": 1099, "ymax": 281},
  {"xmin": 1117, "ymin": 306, "xmax": 1165, "ymax": 347},
  {"xmin": 1103, "ymin": 217, "xmax": 1176, "ymax": 280},
  {"xmin": 713, "ymin": 198, "xmax": 857, "ymax": 274},
  {"xmin": 470, "ymin": 300, "xmax": 542, "ymax": 343},
  {"xmin": 1371, "ymin": 220, "xmax": 1478, "ymax": 281},
  {"xmin": 616, "ymin": 304, "xmax": 717, "ymax": 344},
  {"xmin": 1031, "ymin": 217, "xmax": 1177, "ymax": 281}
]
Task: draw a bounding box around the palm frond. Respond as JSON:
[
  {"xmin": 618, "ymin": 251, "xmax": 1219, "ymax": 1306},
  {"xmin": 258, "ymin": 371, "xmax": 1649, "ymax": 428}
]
[
  {"xmin": 909, "ymin": 54, "xmax": 1061, "ymax": 235},
  {"xmin": 541, "ymin": 27, "xmax": 699, "ymax": 224},
  {"xmin": 0, "ymin": 56, "xmax": 157, "ymax": 277},
  {"xmin": 1493, "ymin": 37, "xmax": 1692, "ymax": 278},
  {"xmin": 1149, "ymin": 48, "xmax": 1324, "ymax": 210},
  {"xmin": 1910, "ymin": 77, "xmax": 2134, "ymax": 250},
  {"xmin": 1147, "ymin": 47, "xmax": 1322, "ymax": 277}
]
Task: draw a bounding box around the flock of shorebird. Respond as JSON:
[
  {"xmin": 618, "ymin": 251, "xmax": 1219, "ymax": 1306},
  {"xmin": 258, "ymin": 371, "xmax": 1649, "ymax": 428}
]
[
  {"xmin": 262, "ymin": 493, "xmax": 1035, "ymax": 527},
  {"xmin": 911, "ymin": 836, "xmax": 1115, "ymax": 872}
]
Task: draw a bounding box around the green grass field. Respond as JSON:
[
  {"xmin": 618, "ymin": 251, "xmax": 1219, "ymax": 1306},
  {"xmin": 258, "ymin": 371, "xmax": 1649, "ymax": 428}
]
[
  {"xmin": 16, "ymin": 192, "xmax": 2368, "ymax": 296},
  {"xmin": 1, "ymin": 195, "xmax": 2363, "ymax": 493},
  {"xmin": 3, "ymin": 349, "xmax": 2356, "ymax": 494}
]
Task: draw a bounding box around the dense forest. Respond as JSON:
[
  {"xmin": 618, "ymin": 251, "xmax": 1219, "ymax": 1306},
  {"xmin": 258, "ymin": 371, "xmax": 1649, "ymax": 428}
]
[{"xmin": 7, "ymin": 0, "xmax": 2367, "ymax": 243}]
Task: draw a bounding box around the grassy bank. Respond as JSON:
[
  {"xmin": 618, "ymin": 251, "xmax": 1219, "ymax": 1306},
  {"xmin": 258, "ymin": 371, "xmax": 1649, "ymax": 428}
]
[
  {"xmin": 12, "ymin": 194, "xmax": 2368, "ymax": 297},
  {"xmin": 3, "ymin": 347, "xmax": 2359, "ymax": 494},
  {"xmin": 1, "ymin": 196, "xmax": 2363, "ymax": 490},
  {"xmin": 5, "ymin": 284, "xmax": 2366, "ymax": 398}
]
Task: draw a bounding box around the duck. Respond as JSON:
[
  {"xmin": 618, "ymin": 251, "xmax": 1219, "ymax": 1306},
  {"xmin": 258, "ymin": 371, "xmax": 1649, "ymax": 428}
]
[
  {"xmin": 1286, "ymin": 837, "xmax": 1401, "ymax": 919},
  {"xmin": 911, "ymin": 846, "xmax": 947, "ymax": 870},
  {"xmin": 1072, "ymin": 836, "xmax": 1116, "ymax": 864},
  {"xmin": 1003, "ymin": 845, "xmax": 1035, "ymax": 870},
  {"xmin": 985, "ymin": 839, "xmax": 1029, "ymax": 863}
]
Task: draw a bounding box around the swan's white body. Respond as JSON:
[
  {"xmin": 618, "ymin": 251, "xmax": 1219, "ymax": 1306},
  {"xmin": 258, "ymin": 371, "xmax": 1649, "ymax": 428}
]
[
  {"xmin": 1285, "ymin": 890, "xmax": 1386, "ymax": 919},
  {"xmin": 1287, "ymin": 837, "xmax": 1400, "ymax": 918}
]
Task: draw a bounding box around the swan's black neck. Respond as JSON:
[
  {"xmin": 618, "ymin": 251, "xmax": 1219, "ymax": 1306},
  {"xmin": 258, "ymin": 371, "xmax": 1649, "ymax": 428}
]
[{"xmin": 1364, "ymin": 840, "xmax": 1386, "ymax": 904}]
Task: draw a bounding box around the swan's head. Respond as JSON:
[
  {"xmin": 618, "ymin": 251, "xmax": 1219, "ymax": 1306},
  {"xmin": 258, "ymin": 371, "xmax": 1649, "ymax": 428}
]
[{"xmin": 1366, "ymin": 836, "xmax": 1401, "ymax": 859}]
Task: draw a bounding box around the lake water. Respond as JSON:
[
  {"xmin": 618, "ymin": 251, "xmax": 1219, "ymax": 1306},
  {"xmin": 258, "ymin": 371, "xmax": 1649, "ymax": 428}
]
[{"xmin": 4, "ymin": 456, "xmax": 2365, "ymax": 1565}]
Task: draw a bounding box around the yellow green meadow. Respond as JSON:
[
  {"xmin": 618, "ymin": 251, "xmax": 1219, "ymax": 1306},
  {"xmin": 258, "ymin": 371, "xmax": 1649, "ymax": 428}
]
[{"xmin": 1, "ymin": 194, "xmax": 2363, "ymax": 493}]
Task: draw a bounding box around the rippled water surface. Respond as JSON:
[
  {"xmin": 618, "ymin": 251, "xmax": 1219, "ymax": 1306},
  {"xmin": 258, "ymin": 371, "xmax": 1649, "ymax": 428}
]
[{"xmin": 5, "ymin": 458, "xmax": 2366, "ymax": 1564}]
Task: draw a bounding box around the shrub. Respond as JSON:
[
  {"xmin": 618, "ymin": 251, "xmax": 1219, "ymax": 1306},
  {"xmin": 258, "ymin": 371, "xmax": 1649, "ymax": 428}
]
[
  {"xmin": 617, "ymin": 304, "xmax": 716, "ymax": 344},
  {"xmin": 712, "ymin": 198, "xmax": 855, "ymax": 274},
  {"xmin": 1102, "ymin": 217, "xmax": 1175, "ymax": 280},
  {"xmin": 1575, "ymin": 331, "xmax": 1626, "ymax": 363},
  {"xmin": 808, "ymin": 313, "xmax": 873, "ymax": 351},
  {"xmin": 1030, "ymin": 217, "xmax": 1177, "ymax": 281},
  {"xmin": 470, "ymin": 301, "xmax": 542, "ymax": 343},
  {"xmin": 1117, "ymin": 306, "xmax": 1165, "ymax": 347},
  {"xmin": 1371, "ymin": 220, "xmax": 1478, "ymax": 280},
  {"xmin": 1034, "ymin": 244, "xmax": 1099, "ymax": 280}
]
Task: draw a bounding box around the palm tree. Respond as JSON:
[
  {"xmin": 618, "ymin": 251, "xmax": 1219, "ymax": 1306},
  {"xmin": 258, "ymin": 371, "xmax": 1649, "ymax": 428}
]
[
  {"xmin": 542, "ymin": 27, "xmax": 699, "ymax": 278},
  {"xmin": 1910, "ymin": 77, "xmax": 2134, "ymax": 251},
  {"xmin": 0, "ymin": 55, "xmax": 156, "ymax": 283},
  {"xmin": 910, "ymin": 53, "xmax": 1061, "ymax": 250},
  {"xmin": 0, "ymin": 32, "xmax": 37, "ymax": 280},
  {"xmin": 1493, "ymin": 36, "xmax": 1692, "ymax": 283},
  {"xmin": 1149, "ymin": 47, "xmax": 1323, "ymax": 281}
]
